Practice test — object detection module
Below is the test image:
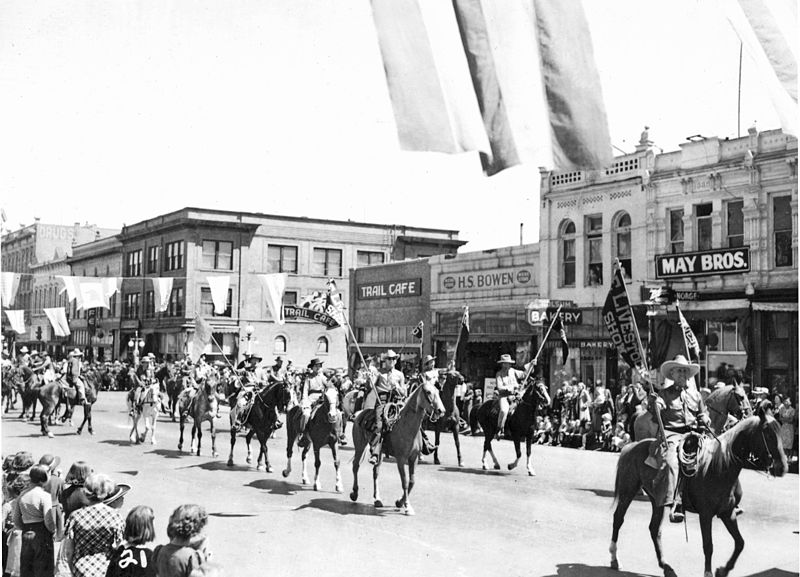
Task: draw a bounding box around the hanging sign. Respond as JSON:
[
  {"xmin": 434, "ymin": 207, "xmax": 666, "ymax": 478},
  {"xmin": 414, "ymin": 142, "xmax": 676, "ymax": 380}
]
[{"xmin": 655, "ymin": 248, "xmax": 750, "ymax": 279}]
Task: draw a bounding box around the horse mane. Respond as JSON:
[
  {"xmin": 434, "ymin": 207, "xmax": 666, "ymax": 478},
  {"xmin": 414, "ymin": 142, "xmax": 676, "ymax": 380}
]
[{"xmin": 398, "ymin": 382, "xmax": 425, "ymax": 418}]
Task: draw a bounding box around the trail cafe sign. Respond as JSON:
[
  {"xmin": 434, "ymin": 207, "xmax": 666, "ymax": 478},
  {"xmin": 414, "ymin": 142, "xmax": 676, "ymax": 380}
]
[
  {"xmin": 655, "ymin": 247, "xmax": 750, "ymax": 279},
  {"xmin": 440, "ymin": 267, "xmax": 533, "ymax": 292},
  {"xmin": 357, "ymin": 278, "xmax": 421, "ymax": 300}
]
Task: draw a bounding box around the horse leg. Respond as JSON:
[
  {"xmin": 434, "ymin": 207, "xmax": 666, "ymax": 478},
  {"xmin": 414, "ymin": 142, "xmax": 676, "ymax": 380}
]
[
  {"xmin": 282, "ymin": 418, "xmax": 296, "ymax": 479},
  {"xmin": 149, "ymin": 412, "xmax": 156, "ymax": 445},
  {"xmin": 300, "ymin": 444, "xmax": 310, "ymax": 485},
  {"xmin": 194, "ymin": 423, "xmax": 202, "ymax": 456},
  {"xmin": 178, "ymin": 417, "xmax": 185, "ymax": 452},
  {"xmin": 714, "ymin": 513, "xmax": 744, "ymax": 577},
  {"xmin": 246, "ymin": 429, "xmax": 255, "ymax": 465},
  {"xmin": 453, "ymin": 428, "xmax": 463, "ymax": 467},
  {"xmin": 257, "ymin": 430, "xmax": 272, "ymax": 473},
  {"xmin": 433, "ymin": 429, "xmax": 441, "ymax": 465},
  {"xmin": 700, "ymin": 513, "xmax": 715, "ymax": 577},
  {"xmin": 332, "ymin": 440, "xmax": 342, "ymax": 493},
  {"xmin": 40, "ymin": 407, "xmax": 53, "ymax": 438},
  {"xmin": 312, "ymin": 445, "xmax": 322, "ymax": 491},
  {"xmin": 129, "ymin": 416, "xmax": 139, "ymax": 444},
  {"xmin": 227, "ymin": 426, "xmax": 238, "ymax": 467},
  {"xmin": 209, "ymin": 421, "xmax": 218, "ymax": 458},
  {"xmin": 647, "ymin": 501, "xmax": 673, "ymax": 576},
  {"xmin": 350, "ymin": 427, "xmax": 363, "ymax": 502},
  {"xmin": 395, "ymin": 462, "xmax": 415, "ymax": 515},
  {"xmin": 525, "ymin": 435, "xmax": 535, "ymax": 477},
  {"xmin": 508, "ymin": 437, "xmax": 522, "ymax": 470},
  {"xmin": 609, "ymin": 475, "xmax": 640, "ymax": 570},
  {"xmin": 372, "ymin": 459, "xmax": 383, "ymax": 508}
]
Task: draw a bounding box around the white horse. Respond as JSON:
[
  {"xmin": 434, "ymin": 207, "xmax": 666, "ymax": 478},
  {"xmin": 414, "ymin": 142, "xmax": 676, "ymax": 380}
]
[{"xmin": 127, "ymin": 380, "xmax": 161, "ymax": 445}]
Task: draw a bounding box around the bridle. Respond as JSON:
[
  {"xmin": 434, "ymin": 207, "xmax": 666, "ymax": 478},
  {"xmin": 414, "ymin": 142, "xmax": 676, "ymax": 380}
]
[{"xmin": 420, "ymin": 383, "xmax": 441, "ymax": 422}]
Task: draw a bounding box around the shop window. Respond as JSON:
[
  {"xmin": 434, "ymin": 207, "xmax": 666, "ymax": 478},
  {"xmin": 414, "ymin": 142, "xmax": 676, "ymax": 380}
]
[
  {"xmin": 268, "ymin": 245, "xmax": 298, "ymax": 274},
  {"xmin": 357, "ymin": 251, "xmax": 385, "ymax": 267},
  {"xmin": 200, "ymin": 287, "xmax": 232, "ymax": 317},
  {"xmin": 202, "ymin": 240, "xmax": 233, "ymax": 270},
  {"xmin": 317, "ymin": 336, "xmax": 329, "ymax": 354},
  {"xmin": 706, "ymin": 321, "xmax": 743, "ymax": 352},
  {"xmin": 726, "ymin": 201, "xmax": 744, "ymax": 248},
  {"xmin": 560, "ymin": 220, "xmax": 576, "ymax": 287},
  {"xmin": 695, "ymin": 203, "xmax": 713, "ymax": 251},
  {"xmin": 312, "ymin": 248, "xmax": 342, "ymax": 277},
  {"xmin": 669, "ymin": 209, "xmax": 684, "ymax": 254},
  {"xmin": 614, "ymin": 212, "xmax": 632, "ymax": 280},
  {"xmin": 773, "ymin": 196, "xmax": 792, "ymax": 267},
  {"xmin": 126, "ymin": 250, "xmax": 142, "ymax": 277},
  {"xmin": 586, "ymin": 215, "xmax": 603, "ymax": 286},
  {"xmin": 274, "ymin": 335, "xmax": 287, "ymax": 354}
]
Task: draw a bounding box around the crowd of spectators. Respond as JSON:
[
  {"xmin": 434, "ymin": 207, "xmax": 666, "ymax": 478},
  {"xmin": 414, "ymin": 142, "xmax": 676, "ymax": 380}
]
[{"xmin": 2, "ymin": 450, "xmax": 222, "ymax": 577}]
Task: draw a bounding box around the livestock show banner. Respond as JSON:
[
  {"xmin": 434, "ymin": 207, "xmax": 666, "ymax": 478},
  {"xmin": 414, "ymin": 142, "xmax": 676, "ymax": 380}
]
[
  {"xmin": 655, "ymin": 247, "xmax": 750, "ymax": 279},
  {"xmin": 602, "ymin": 266, "xmax": 646, "ymax": 376}
]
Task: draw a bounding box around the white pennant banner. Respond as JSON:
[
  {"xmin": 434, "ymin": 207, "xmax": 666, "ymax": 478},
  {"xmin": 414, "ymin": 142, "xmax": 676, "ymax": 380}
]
[
  {"xmin": 0, "ymin": 272, "xmax": 20, "ymax": 307},
  {"xmin": 43, "ymin": 307, "xmax": 71, "ymax": 337},
  {"xmin": 207, "ymin": 276, "xmax": 230, "ymax": 315},
  {"xmin": 152, "ymin": 277, "xmax": 174, "ymax": 313},
  {"xmin": 78, "ymin": 279, "xmax": 109, "ymax": 310},
  {"xmin": 4, "ymin": 310, "xmax": 25, "ymax": 334},
  {"xmin": 257, "ymin": 273, "xmax": 287, "ymax": 325},
  {"xmin": 102, "ymin": 277, "xmax": 121, "ymax": 299}
]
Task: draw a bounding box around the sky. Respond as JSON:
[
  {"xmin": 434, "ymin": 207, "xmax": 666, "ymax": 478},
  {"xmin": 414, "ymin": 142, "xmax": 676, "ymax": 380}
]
[{"xmin": 0, "ymin": 0, "xmax": 784, "ymax": 252}]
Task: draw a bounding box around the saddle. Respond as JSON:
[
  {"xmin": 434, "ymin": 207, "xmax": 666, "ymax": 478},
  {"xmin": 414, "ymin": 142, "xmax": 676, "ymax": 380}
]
[{"xmin": 359, "ymin": 402, "xmax": 403, "ymax": 433}]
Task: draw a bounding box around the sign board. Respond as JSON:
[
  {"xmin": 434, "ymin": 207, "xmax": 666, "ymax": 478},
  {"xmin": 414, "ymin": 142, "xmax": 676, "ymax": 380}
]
[
  {"xmin": 640, "ymin": 286, "xmax": 699, "ymax": 302},
  {"xmin": 527, "ymin": 307, "xmax": 582, "ymax": 326},
  {"xmin": 282, "ymin": 305, "xmax": 340, "ymax": 329},
  {"xmin": 655, "ymin": 248, "xmax": 750, "ymax": 279},
  {"xmin": 439, "ymin": 267, "xmax": 533, "ymax": 292},
  {"xmin": 357, "ymin": 278, "xmax": 422, "ymax": 300},
  {"xmin": 484, "ymin": 378, "xmax": 497, "ymax": 400}
]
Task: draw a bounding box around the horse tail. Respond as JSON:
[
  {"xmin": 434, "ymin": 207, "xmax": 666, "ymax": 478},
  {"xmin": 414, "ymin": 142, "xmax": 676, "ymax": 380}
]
[{"xmin": 612, "ymin": 441, "xmax": 647, "ymax": 509}]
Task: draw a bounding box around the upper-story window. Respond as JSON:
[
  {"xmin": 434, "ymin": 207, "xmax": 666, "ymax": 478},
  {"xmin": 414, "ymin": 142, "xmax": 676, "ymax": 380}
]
[
  {"xmin": 726, "ymin": 201, "xmax": 744, "ymax": 248},
  {"xmin": 147, "ymin": 246, "xmax": 160, "ymax": 274},
  {"xmin": 267, "ymin": 245, "xmax": 298, "ymax": 274},
  {"xmin": 357, "ymin": 251, "xmax": 385, "ymax": 267},
  {"xmin": 312, "ymin": 248, "xmax": 342, "ymax": 277},
  {"xmin": 202, "ymin": 240, "xmax": 233, "ymax": 270},
  {"xmin": 283, "ymin": 291, "xmax": 298, "ymax": 306},
  {"xmin": 774, "ymin": 195, "xmax": 793, "ymax": 267},
  {"xmin": 560, "ymin": 220, "xmax": 576, "ymax": 287},
  {"xmin": 586, "ymin": 215, "xmax": 603, "ymax": 286},
  {"xmin": 126, "ymin": 250, "xmax": 142, "ymax": 277},
  {"xmin": 614, "ymin": 212, "xmax": 632, "ymax": 280},
  {"xmin": 274, "ymin": 335, "xmax": 287, "ymax": 354},
  {"xmin": 144, "ymin": 290, "xmax": 155, "ymax": 319},
  {"xmin": 669, "ymin": 209, "xmax": 684, "ymax": 254},
  {"xmin": 695, "ymin": 203, "xmax": 713, "ymax": 251},
  {"xmin": 164, "ymin": 241, "xmax": 184, "ymax": 271},
  {"xmin": 200, "ymin": 287, "xmax": 232, "ymax": 317},
  {"xmin": 123, "ymin": 293, "xmax": 140, "ymax": 320},
  {"xmin": 317, "ymin": 336, "xmax": 329, "ymax": 354},
  {"xmin": 167, "ymin": 287, "xmax": 184, "ymax": 318}
]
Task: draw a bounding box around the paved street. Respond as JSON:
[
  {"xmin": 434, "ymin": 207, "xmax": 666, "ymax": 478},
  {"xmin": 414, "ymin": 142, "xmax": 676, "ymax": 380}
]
[{"xmin": 2, "ymin": 393, "xmax": 797, "ymax": 577}]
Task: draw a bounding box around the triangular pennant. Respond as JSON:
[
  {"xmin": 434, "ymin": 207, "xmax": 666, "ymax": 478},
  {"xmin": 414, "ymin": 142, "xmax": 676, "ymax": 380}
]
[
  {"xmin": 257, "ymin": 273, "xmax": 287, "ymax": 325},
  {"xmin": 78, "ymin": 279, "xmax": 109, "ymax": 310},
  {"xmin": 4, "ymin": 310, "xmax": 25, "ymax": 334},
  {"xmin": 152, "ymin": 278, "xmax": 174, "ymax": 313},
  {"xmin": 43, "ymin": 308, "xmax": 71, "ymax": 337},
  {"xmin": 206, "ymin": 276, "xmax": 230, "ymax": 315},
  {"xmin": 0, "ymin": 272, "xmax": 20, "ymax": 307}
]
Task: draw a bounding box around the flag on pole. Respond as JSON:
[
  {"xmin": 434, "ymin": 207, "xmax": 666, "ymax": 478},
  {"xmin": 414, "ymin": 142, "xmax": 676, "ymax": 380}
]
[
  {"xmin": 0, "ymin": 272, "xmax": 20, "ymax": 307},
  {"xmin": 676, "ymin": 303, "xmax": 701, "ymax": 361},
  {"xmin": 43, "ymin": 308, "xmax": 70, "ymax": 337},
  {"xmin": 152, "ymin": 278, "xmax": 174, "ymax": 313},
  {"xmin": 551, "ymin": 314, "xmax": 570, "ymax": 363},
  {"xmin": 4, "ymin": 310, "xmax": 25, "ymax": 334},
  {"xmin": 602, "ymin": 266, "xmax": 648, "ymax": 379},
  {"xmin": 412, "ymin": 321, "xmax": 424, "ymax": 339},
  {"xmin": 455, "ymin": 306, "xmax": 470, "ymax": 371},
  {"xmin": 190, "ymin": 316, "xmax": 214, "ymax": 363},
  {"xmin": 325, "ymin": 278, "xmax": 346, "ymax": 328}
]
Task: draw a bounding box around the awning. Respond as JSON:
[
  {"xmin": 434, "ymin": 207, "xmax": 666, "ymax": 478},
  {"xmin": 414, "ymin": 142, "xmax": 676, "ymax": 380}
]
[
  {"xmin": 752, "ymin": 302, "xmax": 798, "ymax": 312},
  {"xmin": 681, "ymin": 299, "xmax": 750, "ymax": 311}
]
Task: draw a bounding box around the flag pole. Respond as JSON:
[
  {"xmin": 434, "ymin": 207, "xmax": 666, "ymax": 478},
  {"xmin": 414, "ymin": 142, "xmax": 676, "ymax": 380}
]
[
  {"xmin": 450, "ymin": 305, "xmax": 467, "ymax": 368},
  {"xmin": 525, "ymin": 304, "xmax": 563, "ymax": 382},
  {"xmin": 339, "ymin": 308, "xmax": 380, "ymax": 405},
  {"xmin": 674, "ymin": 301, "xmax": 692, "ymax": 360}
]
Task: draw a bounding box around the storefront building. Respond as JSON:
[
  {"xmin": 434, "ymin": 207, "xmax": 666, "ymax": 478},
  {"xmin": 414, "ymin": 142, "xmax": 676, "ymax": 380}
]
[
  {"xmin": 429, "ymin": 244, "xmax": 540, "ymax": 391},
  {"xmin": 349, "ymin": 258, "xmax": 431, "ymax": 373}
]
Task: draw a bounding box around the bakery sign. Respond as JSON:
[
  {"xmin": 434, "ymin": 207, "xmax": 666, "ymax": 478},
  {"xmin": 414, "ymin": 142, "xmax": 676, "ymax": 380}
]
[
  {"xmin": 439, "ymin": 267, "xmax": 533, "ymax": 292},
  {"xmin": 655, "ymin": 247, "xmax": 750, "ymax": 279}
]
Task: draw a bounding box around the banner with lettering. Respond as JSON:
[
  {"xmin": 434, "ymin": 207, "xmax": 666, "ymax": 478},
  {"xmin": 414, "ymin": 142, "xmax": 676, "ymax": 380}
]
[
  {"xmin": 602, "ymin": 266, "xmax": 647, "ymax": 377},
  {"xmin": 285, "ymin": 286, "xmax": 342, "ymax": 329}
]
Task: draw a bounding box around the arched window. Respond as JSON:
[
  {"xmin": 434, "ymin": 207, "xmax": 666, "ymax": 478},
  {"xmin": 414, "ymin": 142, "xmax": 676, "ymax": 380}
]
[
  {"xmin": 560, "ymin": 220, "xmax": 576, "ymax": 287},
  {"xmin": 614, "ymin": 212, "xmax": 632, "ymax": 280},
  {"xmin": 316, "ymin": 336, "xmax": 329, "ymax": 354},
  {"xmin": 273, "ymin": 335, "xmax": 287, "ymax": 354}
]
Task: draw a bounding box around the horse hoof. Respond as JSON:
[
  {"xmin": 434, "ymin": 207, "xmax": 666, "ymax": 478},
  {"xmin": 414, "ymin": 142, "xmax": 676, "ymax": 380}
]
[
  {"xmin": 405, "ymin": 506, "xmax": 415, "ymax": 516},
  {"xmin": 76, "ymin": 429, "xmax": 82, "ymax": 436},
  {"xmin": 335, "ymin": 483, "xmax": 343, "ymax": 493},
  {"xmin": 434, "ymin": 458, "xmax": 441, "ymax": 465},
  {"xmin": 212, "ymin": 452, "xmax": 218, "ymax": 458},
  {"xmin": 458, "ymin": 460, "xmax": 464, "ymax": 468},
  {"xmin": 610, "ymin": 559, "xmax": 618, "ymax": 570},
  {"xmin": 266, "ymin": 465, "xmax": 274, "ymax": 473},
  {"xmin": 257, "ymin": 465, "xmax": 266, "ymax": 472},
  {"xmin": 482, "ymin": 464, "xmax": 488, "ymax": 471},
  {"xmin": 507, "ymin": 463, "xmax": 516, "ymax": 470},
  {"xmin": 349, "ymin": 491, "xmax": 358, "ymax": 502},
  {"xmin": 715, "ymin": 569, "xmax": 729, "ymax": 577},
  {"xmin": 227, "ymin": 460, "xmax": 234, "ymax": 467},
  {"xmin": 46, "ymin": 432, "xmax": 53, "ymax": 438},
  {"xmin": 314, "ymin": 482, "xmax": 321, "ymax": 491},
  {"xmin": 301, "ymin": 477, "xmax": 308, "ymax": 485},
  {"xmin": 528, "ymin": 469, "xmax": 536, "ymax": 477},
  {"xmin": 493, "ymin": 463, "xmax": 501, "ymax": 470},
  {"xmin": 88, "ymin": 430, "xmax": 94, "ymax": 436},
  {"xmin": 282, "ymin": 469, "xmax": 289, "ymax": 478},
  {"xmin": 246, "ymin": 456, "xmax": 252, "ymax": 464},
  {"xmin": 374, "ymin": 500, "xmax": 383, "ymax": 508},
  {"xmin": 395, "ymin": 499, "xmax": 403, "ymax": 508}
]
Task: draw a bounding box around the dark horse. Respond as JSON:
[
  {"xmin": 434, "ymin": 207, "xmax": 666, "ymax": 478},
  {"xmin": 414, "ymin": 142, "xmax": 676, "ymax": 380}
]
[
  {"xmin": 11, "ymin": 367, "xmax": 41, "ymax": 421},
  {"xmin": 422, "ymin": 371, "xmax": 464, "ymax": 467},
  {"xmin": 38, "ymin": 372, "xmax": 99, "ymax": 437},
  {"xmin": 227, "ymin": 381, "xmax": 291, "ymax": 472},
  {"xmin": 282, "ymin": 387, "xmax": 344, "ymax": 491},
  {"xmin": 165, "ymin": 366, "xmax": 188, "ymax": 422},
  {"xmin": 610, "ymin": 401, "xmax": 786, "ymax": 577},
  {"xmin": 476, "ymin": 380, "xmax": 550, "ymax": 475},
  {"xmin": 2, "ymin": 365, "xmax": 17, "ymax": 413}
]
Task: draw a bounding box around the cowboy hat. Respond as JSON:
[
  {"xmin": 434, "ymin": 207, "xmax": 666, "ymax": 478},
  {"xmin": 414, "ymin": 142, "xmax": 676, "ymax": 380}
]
[
  {"xmin": 659, "ymin": 355, "xmax": 699, "ymax": 381},
  {"xmin": 69, "ymin": 348, "xmax": 84, "ymax": 357},
  {"xmin": 497, "ymin": 354, "xmax": 515, "ymax": 365},
  {"xmin": 247, "ymin": 353, "xmax": 263, "ymax": 362},
  {"xmin": 422, "ymin": 355, "xmax": 436, "ymax": 365},
  {"xmin": 308, "ymin": 358, "xmax": 323, "ymax": 368},
  {"xmin": 752, "ymin": 386, "xmax": 769, "ymax": 396},
  {"xmin": 30, "ymin": 350, "xmax": 40, "ymax": 357},
  {"xmin": 273, "ymin": 356, "xmax": 283, "ymax": 363},
  {"xmin": 103, "ymin": 483, "xmax": 132, "ymax": 508},
  {"xmin": 383, "ymin": 350, "xmax": 399, "ymax": 359},
  {"xmin": 38, "ymin": 454, "xmax": 61, "ymax": 474},
  {"xmin": 19, "ymin": 346, "xmax": 29, "ymax": 354}
]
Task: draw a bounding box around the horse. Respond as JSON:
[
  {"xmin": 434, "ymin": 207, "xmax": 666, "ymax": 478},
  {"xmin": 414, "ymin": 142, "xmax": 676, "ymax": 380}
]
[
  {"xmin": 476, "ymin": 379, "xmax": 550, "ymax": 476},
  {"xmin": 127, "ymin": 378, "xmax": 161, "ymax": 445},
  {"xmin": 610, "ymin": 401, "xmax": 786, "ymax": 577},
  {"xmin": 634, "ymin": 383, "xmax": 752, "ymax": 441},
  {"xmin": 422, "ymin": 371, "xmax": 464, "ymax": 467},
  {"xmin": 12, "ymin": 368, "xmax": 41, "ymax": 421},
  {"xmin": 350, "ymin": 379, "xmax": 445, "ymax": 515},
  {"xmin": 2, "ymin": 365, "xmax": 17, "ymax": 413},
  {"xmin": 58, "ymin": 370, "xmax": 100, "ymax": 435},
  {"xmin": 282, "ymin": 387, "xmax": 343, "ymax": 491},
  {"xmin": 227, "ymin": 380, "xmax": 291, "ymax": 472},
  {"xmin": 177, "ymin": 376, "xmax": 223, "ymax": 457},
  {"xmin": 165, "ymin": 371, "xmax": 188, "ymax": 422}
]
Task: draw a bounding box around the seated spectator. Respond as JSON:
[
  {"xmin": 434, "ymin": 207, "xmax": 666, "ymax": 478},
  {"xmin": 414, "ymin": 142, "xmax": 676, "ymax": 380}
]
[
  {"xmin": 533, "ymin": 417, "xmax": 547, "ymax": 445},
  {"xmin": 611, "ymin": 422, "xmax": 631, "ymax": 452},
  {"xmin": 599, "ymin": 413, "xmax": 614, "ymax": 451}
]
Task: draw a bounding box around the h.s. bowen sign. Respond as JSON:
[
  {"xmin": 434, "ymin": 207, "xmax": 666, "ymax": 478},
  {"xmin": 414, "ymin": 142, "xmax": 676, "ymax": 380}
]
[
  {"xmin": 655, "ymin": 247, "xmax": 750, "ymax": 279},
  {"xmin": 439, "ymin": 267, "xmax": 533, "ymax": 292}
]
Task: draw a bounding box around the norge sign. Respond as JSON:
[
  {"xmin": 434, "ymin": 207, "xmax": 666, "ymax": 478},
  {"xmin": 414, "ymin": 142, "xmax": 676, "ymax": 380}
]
[{"xmin": 655, "ymin": 247, "xmax": 750, "ymax": 279}]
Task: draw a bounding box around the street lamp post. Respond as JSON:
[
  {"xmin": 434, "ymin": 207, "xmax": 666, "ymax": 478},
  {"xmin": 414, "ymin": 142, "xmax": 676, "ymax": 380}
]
[
  {"xmin": 244, "ymin": 324, "xmax": 255, "ymax": 356},
  {"xmin": 128, "ymin": 330, "xmax": 145, "ymax": 367}
]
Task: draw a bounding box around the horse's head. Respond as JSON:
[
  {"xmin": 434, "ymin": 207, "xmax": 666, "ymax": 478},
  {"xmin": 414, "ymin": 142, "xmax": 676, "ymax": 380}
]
[
  {"xmin": 731, "ymin": 384, "xmax": 752, "ymax": 419},
  {"xmin": 323, "ymin": 386, "xmax": 339, "ymax": 423},
  {"xmin": 521, "ymin": 379, "xmax": 549, "ymax": 406},
  {"xmin": 748, "ymin": 400, "xmax": 787, "ymax": 477},
  {"xmin": 419, "ymin": 379, "xmax": 445, "ymax": 422}
]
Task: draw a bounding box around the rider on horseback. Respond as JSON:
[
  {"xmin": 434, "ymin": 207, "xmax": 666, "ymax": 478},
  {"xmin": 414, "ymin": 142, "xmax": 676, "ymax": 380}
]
[
  {"xmin": 495, "ymin": 354, "xmax": 524, "ymax": 439},
  {"xmin": 66, "ymin": 348, "xmax": 87, "ymax": 405},
  {"xmin": 230, "ymin": 353, "xmax": 268, "ymax": 432},
  {"xmin": 298, "ymin": 358, "xmax": 335, "ymax": 448},
  {"xmin": 644, "ymin": 354, "xmax": 711, "ymax": 524},
  {"xmin": 368, "ymin": 350, "xmax": 406, "ymax": 465},
  {"xmin": 31, "ymin": 350, "xmax": 56, "ymax": 383}
]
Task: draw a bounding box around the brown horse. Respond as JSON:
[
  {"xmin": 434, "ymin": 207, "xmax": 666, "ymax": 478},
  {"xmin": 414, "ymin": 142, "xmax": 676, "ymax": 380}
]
[
  {"xmin": 422, "ymin": 372, "xmax": 464, "ymax": 467},
  {"xmin": 634, "ymin": 383, "xmax": 752, "ymax": 441},
  {"xmin": 610, "ymin": 401, "xmax": 786, "ymax": 577},
  {"xmin": 227, "ymin": 380, "xmax": 292, "ymax": 472},
  {"xmin": 178, "ymin": 376, "xmax": 223, "ymax": 457},
  {"xmin": 282, "ymin": 387, "xmax": 343, "ymax": 491},
  {"xmin": 476, "ymin": 380, "xmax": 550, "ymax": 475},
  {"xmin": 37, "ymin": 373, "xmax": 98, "ymax": 437},
  {"xmin": 59, "ymin": 370, "xmax": 100, "ymax": 434},
  {"xmin": 10, "ymin": 367, "xmax": 41, "ymax": 421},
  {"xmin": 350, "ymin": 379, "xmax": 444, "ymax": 515}
]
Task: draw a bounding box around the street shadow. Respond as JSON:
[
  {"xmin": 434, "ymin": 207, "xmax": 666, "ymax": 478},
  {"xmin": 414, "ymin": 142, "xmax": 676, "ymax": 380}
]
[
  {"xmin": 540, "ymin": 563, "xmax": 658, "ymax": 577},
  {"xmin": 578, "ymin": 488, "xmax": 650, "ymax": 503},
  {"xmin": 246, "ymin": 478, "xmax": 304, "ymax": 496},
  {"xmin": 116, "ymin": 470, "xmax": 139, "ymax": 476},
  {"xmin": 99, "ymin": 440, "xmax": 136, "ymax": 447},
  {"xmin": 181, "ymin": 460, "xmax": 251, "ymax": 473},
  {"xmin": 144, "ymin": 448, "xmax": 185, "ymax": 460},
  {"xmin": 294, "ymin": 497, "xmax": 387, "ymax": 517},
  {"xmin": 208, "ymin": 512, "xmax": 259, "ymax": 518},
  {"xmin": 438, "ymin": 466, "xmax": 507, "ymax": 476},
  {"xmin": 741, "ymin": 571, "xmax": 800, "ymax": 577}
]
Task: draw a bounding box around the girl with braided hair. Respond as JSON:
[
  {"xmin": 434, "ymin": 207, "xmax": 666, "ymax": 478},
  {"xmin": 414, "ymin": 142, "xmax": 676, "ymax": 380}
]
[{"xmin": 152, "ymin": 505, "xmax": 210, "ymax": 577}]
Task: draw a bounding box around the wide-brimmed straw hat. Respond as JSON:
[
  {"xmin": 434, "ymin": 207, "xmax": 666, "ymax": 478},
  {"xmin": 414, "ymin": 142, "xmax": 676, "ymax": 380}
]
[
  {"xmin": 103, "ymin": 483, "xmax": 132, "ymax": 508},
  {"xmin": 69, "ymin": 348, "xmax": 84, "ymax": 357},
  {"xmin": 422, "ymin": 355, "xmax": 436, "ymax": 365},
  {"xmin": 497, "ymin": 354, "xmax": 515, "ymax": 365},
  {"xmin": 383, "ymin": 350, "xmax": 399, "ymax": 359},
  {"xmin": 659, "ymin": 355, "xmax": 699, "ymax": 382},
  {"xmin": 308, "ymin": 358, "xmax": 323, "ymax": 368},
  {"xmin": 752, "ymin": 387, "xmax": 770, "ymax": 396},
  {"xmin": 19, "ymin": 346, "xmax": 29, "ymax": 354}
]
